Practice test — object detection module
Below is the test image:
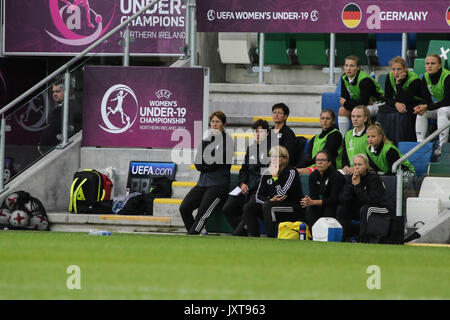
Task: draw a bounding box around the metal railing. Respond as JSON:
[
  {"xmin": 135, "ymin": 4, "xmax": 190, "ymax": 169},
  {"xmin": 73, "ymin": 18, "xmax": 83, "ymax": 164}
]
[
  {"xmin": 0, "ymin": 0, "xmax": 198, "ymax": 192},
  {"xmin": 392, "ymin": 121, "xmax": 450, "ymax": 217}
]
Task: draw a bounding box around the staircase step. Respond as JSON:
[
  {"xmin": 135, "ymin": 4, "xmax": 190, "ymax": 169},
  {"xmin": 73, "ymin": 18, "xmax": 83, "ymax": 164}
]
[{"xmin": 47, "ymin": 212, "xmax": 185, "ymax": 233}]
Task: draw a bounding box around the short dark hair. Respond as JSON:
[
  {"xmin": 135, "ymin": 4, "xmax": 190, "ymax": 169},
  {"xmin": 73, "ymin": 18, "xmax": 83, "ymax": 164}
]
[
  {"xmin": 272, "ymin": 103, "xmax": 289, "ymax": 116},
  {"xmin": 345, "ymin": 55, "xmax": 361, "ymax": 67},
  {"xmin": 316, "ymin": 149, "xmax": 331, "ymax": 162},
  {"xmin": 209, "ymin": 110, "xmax": 227, "ymax": 124},
  {"xmin": 321, "ymin": 109, "xmax": 336, "ymax": 121},
  {"xmin": 252, "ymin": 119, "xmax": 269, "ymax": 130}
]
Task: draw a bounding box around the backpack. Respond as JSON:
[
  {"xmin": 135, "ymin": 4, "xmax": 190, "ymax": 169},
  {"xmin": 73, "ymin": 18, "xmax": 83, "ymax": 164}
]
[
  {"xmin": 142, "ymin": 177, "xmax": 173, "ymax": 215},
  {"xmin": 69, "ymin": 169, "xmax": 111, "ymax": 213},
  {"xmin": 1, "ymin": 190, "xmax": 49, "ymax": 231},
  {"xmin": 148, "ymin": 177, "xmax": 172, "ymax": 198}
]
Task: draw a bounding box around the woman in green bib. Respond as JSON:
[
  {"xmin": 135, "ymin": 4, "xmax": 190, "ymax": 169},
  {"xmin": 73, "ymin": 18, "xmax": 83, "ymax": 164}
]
[
  {"xmin": 338, "ymin": 55, "xmax": 385, "ymax": 134},
  {"xmin": 366, "ymin": 123, "xmax": 416, "ymax": 176},
  {"xmin": 297, "ymin": 109, "xmax": 343, "ymax": 174},
  {"xmin": 414, "ymin": 54, "xmax": 450, "ymax": 155},
  {"xmin": 377, "ymin": 56, "xmax": 423, "ymax": 144},
  {"xmin": 342, "ymin": 105, "xmax": 371, "ymax": 175}
]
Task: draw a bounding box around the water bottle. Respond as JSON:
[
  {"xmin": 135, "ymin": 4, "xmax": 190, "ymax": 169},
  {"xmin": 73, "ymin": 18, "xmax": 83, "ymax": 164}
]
[
  {"xmin": 89, "ymin": 230, "xmax": 111, "ymax": 236},
  {"xmin": 299, "ymin": 223, "xmax": 307, "ymax": 240}
]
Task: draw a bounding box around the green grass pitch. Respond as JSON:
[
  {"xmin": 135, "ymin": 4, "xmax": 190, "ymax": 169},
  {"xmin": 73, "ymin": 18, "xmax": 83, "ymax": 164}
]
[{"xmin": 0, "ymin": 231, "xmax": 449, "ymax": 300}]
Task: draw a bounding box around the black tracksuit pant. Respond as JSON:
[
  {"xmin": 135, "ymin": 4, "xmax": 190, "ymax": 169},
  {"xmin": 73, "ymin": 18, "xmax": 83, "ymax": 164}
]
[
  {"xmin": 243, "ymin": 200, "xmax": 302, "ymax": 238},
  {"xmin": 336, "ymin": 204, "xmax": 394, "ymax": 241},
  {"xmin": 179, "ymin": 185, "xmax": 228, "ymax": 235}
]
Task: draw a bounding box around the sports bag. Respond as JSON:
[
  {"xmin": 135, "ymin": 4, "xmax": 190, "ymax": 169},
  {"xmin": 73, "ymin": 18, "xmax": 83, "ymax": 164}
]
[
  {"xmin": 278, "ymin": 221, "xmax": 312, "ymax": 240},
  {"xmin": 69, "ymin": 169, "xmax": 108, "ymax": 213}
]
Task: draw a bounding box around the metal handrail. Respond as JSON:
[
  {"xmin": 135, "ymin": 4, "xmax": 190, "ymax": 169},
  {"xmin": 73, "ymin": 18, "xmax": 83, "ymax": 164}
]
[
  {"xmin": 0, "ymin": 0, "xmax": 163, "ymax": 117},
  {"xmin": 392, "ymin": 121, "xmax": 450, "ymax": 217}
]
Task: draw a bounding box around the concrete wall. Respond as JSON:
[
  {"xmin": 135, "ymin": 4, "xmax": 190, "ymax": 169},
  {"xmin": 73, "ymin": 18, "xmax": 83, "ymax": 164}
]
[{"xmin": 1, "ymin": 132, "xmax": 82, "ymax": 211}]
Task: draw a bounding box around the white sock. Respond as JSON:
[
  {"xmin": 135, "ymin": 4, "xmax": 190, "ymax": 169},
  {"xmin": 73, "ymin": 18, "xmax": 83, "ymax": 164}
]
[
  {"xmin": 338, "ymin": 116, "xmax": 350, "ymax": 133},
  {"xmin": 415, "ymin": 114, "xmax": 428, "ymax": 142}
]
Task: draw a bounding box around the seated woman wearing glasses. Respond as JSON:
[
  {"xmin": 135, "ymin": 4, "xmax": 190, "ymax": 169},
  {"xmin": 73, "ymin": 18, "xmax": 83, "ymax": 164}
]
[
  {"xmin": 300, "ymin": 150, "xmax": 346, "ymax": 229},
  {"xmin": 242, "ymin": 145, "xmax": 305, "ymax": 237}
]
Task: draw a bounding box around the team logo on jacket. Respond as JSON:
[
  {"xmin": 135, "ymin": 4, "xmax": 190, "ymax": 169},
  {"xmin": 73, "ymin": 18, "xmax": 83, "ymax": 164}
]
[
  {"xmin": 46, "ymin": 0, "xmax": 116, "ymax": 46},
  {"xmin": 99, "ymin": 84, "xmax": 138, "ymax": 134},
  {"xmin": 342, "ymin": 3, "xmax": 362, "ymax": 29}
]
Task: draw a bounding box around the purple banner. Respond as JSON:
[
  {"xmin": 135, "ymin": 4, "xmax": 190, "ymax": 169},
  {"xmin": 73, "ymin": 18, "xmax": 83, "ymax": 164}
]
[
  {"xmin": 197, "ymin": 0, "xmax": 450, "ymax": 33},
  {"xmin": 82, "ymin": 66, "xmax": 204, "ymax": 148},
  {"xmin": 3, "ymin": 0, "xmax": 186, "ymax": 56}
]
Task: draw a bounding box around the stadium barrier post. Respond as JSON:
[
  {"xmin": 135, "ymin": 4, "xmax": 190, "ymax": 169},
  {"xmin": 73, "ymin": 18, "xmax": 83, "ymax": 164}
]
[
  {"xmin": 57, "ymin": 70, "xmax": 71, "ymax": 150},
  {"xmin": 396, "ymin": 168, "xmax": 403, "ymax": 217},
  {"xmin": 258, "ymin": 33, "xmax": 265, "ymax": 83},
  {"xmin": 402, "ymin": 33, "xmax": 408, "ymax": 61},
  {"xmin": 329, "ymin": 33, "xmax": 336, "ymax": 85},
  {"xmin": 189, "ymin": 0, "xmax": 197, "ymax": 67},
  {"xmin": 123, "ymin": 24, "xmax": 130, "ymax": 67},
  {"xmin": 0, "ymin": 115, "xmax": 6, "ymax": 193}
]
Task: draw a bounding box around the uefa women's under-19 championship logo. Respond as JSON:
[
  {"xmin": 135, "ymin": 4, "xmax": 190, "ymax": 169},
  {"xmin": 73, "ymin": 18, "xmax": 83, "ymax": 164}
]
[
  {"xmin": 46, "ymin": 0, "xmax": 116, "ymax": 46},
  {"xmin": 99, "ymin": 84, "xmax": 139, "ymax": 134}
]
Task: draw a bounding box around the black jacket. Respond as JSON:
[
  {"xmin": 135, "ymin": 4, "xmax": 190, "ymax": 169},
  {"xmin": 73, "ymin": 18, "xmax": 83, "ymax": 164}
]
[
  {"xmin": 194, "ymin": 131, "xmax": 233, "ymax": 188},
  {"xmin": 238, "ymin": 138, "xmax": 271, "ymax": 192},
  {"xmin": 299, "ymin": 125, "xmax": 343, "ymax": 168},
  {"xmin": 270, "ymin": 125, "xmax": 297, "ymax": 166},
  {"xmin": 309, "ymin": 167, "xmax": 345, "ymax": 208},
  {"xmin": 255, "ymin": 166, "xmax": 303, "ymax": 204},
  {"xmin": 340, "ymin": 170, "xmax": 387, "ymax": 207}
]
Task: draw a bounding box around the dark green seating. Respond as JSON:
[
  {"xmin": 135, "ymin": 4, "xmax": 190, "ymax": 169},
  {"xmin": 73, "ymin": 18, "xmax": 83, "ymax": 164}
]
[
  {"xmin": 293, "ymin": 33, "xmax": 329, "ymax": 66},
  {"xmin": 336, "ymin": 34, "xmax": 369, "ymax": 66},
  {"xmin": 261, "ymin": 33, "xmax": 290, "ymax": 65},
  {"xmin": 414, "ymin": 58, "xmax": 425, "ymax": 76},
  {"xmin": 378, "ymin": 73, "xmax": 388, "ymax": 92},
  {"xmin": 427, "ymin": 163, "xmax": 450, "ymax": 177},
  {"xmin": 426, "ymin": 40, "xmax": 450, "ymax": 68},
  {"xmin": 416, "ymin": 33, "xmax": 450, "ymax": 58}
]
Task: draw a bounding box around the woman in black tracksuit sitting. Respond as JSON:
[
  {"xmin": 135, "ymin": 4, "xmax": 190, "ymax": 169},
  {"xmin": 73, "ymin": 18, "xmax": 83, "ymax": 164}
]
[
  {"xmin": 336, "ymin": 153, "xmax": 393, "ymax": 242},
  {"xmin": 242, "ymin": 145, "xmax": 305, "ymax": 237},
  {"xmin": 179, "ymin": 111, "xmax": 233, "ymax": 235}
]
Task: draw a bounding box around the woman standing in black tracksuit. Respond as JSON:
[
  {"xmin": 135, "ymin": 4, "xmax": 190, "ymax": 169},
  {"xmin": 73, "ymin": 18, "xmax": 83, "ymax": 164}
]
[
  {"xmin": 242, "ymin": 145, "xmax": 305, "ymax": 238},
  {"xmin": 179, "ymin": 111, "xmax": 233, "ymax": 235}
]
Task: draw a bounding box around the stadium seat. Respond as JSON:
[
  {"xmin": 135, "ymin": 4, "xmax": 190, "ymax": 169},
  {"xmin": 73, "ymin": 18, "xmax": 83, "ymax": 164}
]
[
  {"xmin": 413, "ymin": 58, "xmax": 425, "ymax": 76},
  {"xmin": 335, "ymin": 34, "xmax": 369, "ymax": 66},
  {"xmin": 415, "ymin": 33, "xmax": 450, "ymax": 58},
  {"xmin": 376, "ymin": 33, "xmax": 402, "ymax": 66},
  {"xmin": 406, "ymin": 176, "xmax": 450, "ymax": 228},
  {"xmin": 293, "ymin": 33, "xmax": 329, "ymax": 66},
  {"xmin": 218, "ymin": 32, "xmax": 258, "ymax": 64},
  {"xmin": 261, "ymin": 33, "xmax": 291, "ymax": 65},
  {"xmin": 377, "ymin": 73, "xmax": 388, "ymax": 92},
  {"xmin": 397, "ymin": 142, "xmax": 433, "ymax": 177}
]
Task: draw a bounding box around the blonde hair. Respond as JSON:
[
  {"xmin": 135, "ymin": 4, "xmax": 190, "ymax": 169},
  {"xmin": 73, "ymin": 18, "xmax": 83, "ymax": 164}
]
[
  {"xmin": 389, "ymin": 56, "xmax": 407, "ymax": 68},
  {"xmin": 367, "ymin": 122, "xmax": 391, "ymax": 144},
  {"xmin": 269, "ymin": 145, "xmax": 289, "ymax": 166},
  {"xmin": 352, "ymin": 105, "xmax": 372, "ymax": 126},
  {"xmin": 353, "ymin": 153, "xmax": 369, "ymax": 166},
  {"xmin": 426, "ymin": 53, "xmax": 442, "ymax": 65}
]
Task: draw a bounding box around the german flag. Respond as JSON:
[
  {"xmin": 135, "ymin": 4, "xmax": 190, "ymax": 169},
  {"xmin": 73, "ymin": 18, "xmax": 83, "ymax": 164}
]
[
  {"xmin": 446, "ymin": 6, "xmax": 450, "ymax": 27},
  {"xmin": 342, "ymin": 3, "xmax": 362, "ymax": 29}
]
